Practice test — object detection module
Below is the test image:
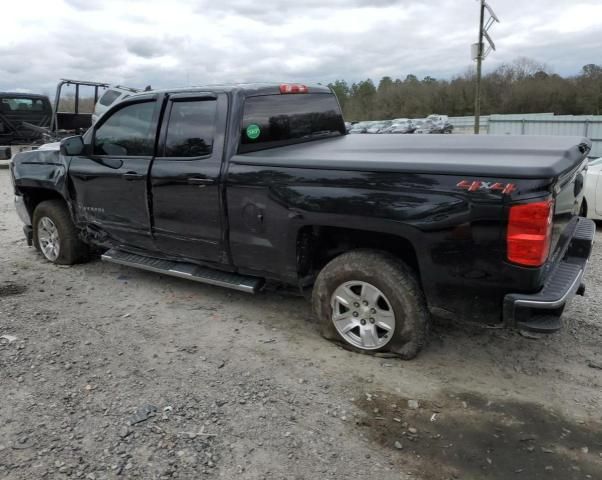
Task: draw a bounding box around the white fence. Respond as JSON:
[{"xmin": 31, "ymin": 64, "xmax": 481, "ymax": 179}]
[{"xmin": 449, "ymin": 113, "xmax": 602, "ymax": 157}]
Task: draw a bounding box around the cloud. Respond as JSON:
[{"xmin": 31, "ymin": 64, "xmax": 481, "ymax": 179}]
[
  {"xmin": 0, "ymin": 0, "xmax": 600, "ymax": 95},
  {"xmin": 64, "ymin": 0, "xmax": 103, "ymax": 11},
  {"xmin": 126, "ymin": 38, "xmax": 167, "ymax": 59},
  {"xmin": 197, "ymin": 0, "xmax": 406, "ymax": 23}
]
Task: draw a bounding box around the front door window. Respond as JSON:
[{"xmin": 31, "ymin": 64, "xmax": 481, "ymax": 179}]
[{"xmin": 94, "ymin": 101, "xmax": 155, "ymax": 156}]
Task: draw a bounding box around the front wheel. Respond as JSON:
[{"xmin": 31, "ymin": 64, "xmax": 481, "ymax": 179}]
[
  {"xmin": 33, "ymin": 200, "xmax": 89, "ymax": 265},
  {"xmin": 312, "ymin": 250, "xmax": 430, "ymax": 359}
]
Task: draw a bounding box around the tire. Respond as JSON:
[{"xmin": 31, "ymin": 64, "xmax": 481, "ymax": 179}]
[
  {"xmin": 32, "ymin": 200, "xmax": 89, "ymax": 265},
  {"xmin": 312, "ymin": 249, "xmax": 430, "ymax": 359}
]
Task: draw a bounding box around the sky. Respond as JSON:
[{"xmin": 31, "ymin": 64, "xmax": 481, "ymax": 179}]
[{"xmin": 1, "ymin": 0, "xmax": 601, "ymax": 95}]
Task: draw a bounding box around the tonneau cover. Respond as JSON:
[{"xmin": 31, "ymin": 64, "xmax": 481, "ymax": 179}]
[{"xmin": 232, "ymin": 134, "xmax": 591, "ymax": 179}]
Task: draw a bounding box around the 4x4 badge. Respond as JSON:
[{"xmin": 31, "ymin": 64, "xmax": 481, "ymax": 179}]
[{"xmin": 457, "ymin": 180, "xmax": 516, "ymax": 195}]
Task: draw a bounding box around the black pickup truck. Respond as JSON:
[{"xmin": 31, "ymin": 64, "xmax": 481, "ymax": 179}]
[
  {"xmin": 1, "ymin": 92, "xmax": 52, "ymax": 144},
  {"xmin": 10, "ymin": 83, "xmax": 595, "ymax": 358}
]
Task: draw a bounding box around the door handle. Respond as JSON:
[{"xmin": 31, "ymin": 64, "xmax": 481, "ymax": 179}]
[
  {"xmin": 187, "ymin": 177, "xmax": 215, "ymax": 185},
  {"xmin": 123, "ymin": 172, "xmax": 145, "ymax": 181}
]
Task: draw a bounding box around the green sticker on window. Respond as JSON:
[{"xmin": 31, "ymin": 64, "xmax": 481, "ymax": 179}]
[{"xmin": 246, "ymin": 124, "xmax": 261, "ymax": 140}]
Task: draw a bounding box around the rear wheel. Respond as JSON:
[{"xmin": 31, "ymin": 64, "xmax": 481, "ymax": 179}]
[
  {"xmin": 312, "ymin": 250, "xmax": 430, "ymax": 359},
  {"xmin": 33, "ymin": 200, "xmax": 89, "ymax": 265}
]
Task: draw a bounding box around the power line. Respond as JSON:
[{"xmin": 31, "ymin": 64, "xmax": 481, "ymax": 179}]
[{"xmin": 473, "ymin": 0, "xmax": 500, "ymax": 134}]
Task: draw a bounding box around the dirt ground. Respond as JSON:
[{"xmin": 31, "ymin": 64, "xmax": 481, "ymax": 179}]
[{"xmin": 0, "ymin": 169, "xmax": 601, "ymax": 480}]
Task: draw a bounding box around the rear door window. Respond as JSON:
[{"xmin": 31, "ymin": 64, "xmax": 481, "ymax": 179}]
[
  {"xmin": 163, "ymin": 99, "xmax": 217, "ymax": 157},
  {"xmin": 239, "ymin": 93, "xmax": 345, "ymax": 153}
]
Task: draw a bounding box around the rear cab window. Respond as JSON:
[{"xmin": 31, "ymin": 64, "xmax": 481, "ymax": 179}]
[
  {"xmin": 239, "ymin": 93, "xmax": 345, "ymax": 153},
  {"xmin": 0, "ymin": 96, "xmax": 51, "ymax": 113}
]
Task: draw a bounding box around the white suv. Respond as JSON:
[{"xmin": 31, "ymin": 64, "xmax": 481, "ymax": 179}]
[{"xmin": 92, "ymin": 85, "xmax": 141, "ymax": 124}]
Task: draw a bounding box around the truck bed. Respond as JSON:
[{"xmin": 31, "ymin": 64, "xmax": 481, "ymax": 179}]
[{"xmin": 232, "ymin": 134, "xmax": 591, "ymax": 179}]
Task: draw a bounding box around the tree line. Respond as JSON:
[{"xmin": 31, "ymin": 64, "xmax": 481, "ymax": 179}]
[{"xmin": 328, "ymin": 58, "xmax": 602, "ymax": 121}]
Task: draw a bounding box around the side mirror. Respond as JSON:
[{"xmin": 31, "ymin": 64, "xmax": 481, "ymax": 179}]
[{"xmin": 60, "ymin": 135, "xmax": 85, "ymax": 156}]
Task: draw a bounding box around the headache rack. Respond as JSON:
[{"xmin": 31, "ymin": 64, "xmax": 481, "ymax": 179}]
[{"xmin": 50, "ymin": 79, "xmax": 111, "ymax": 133}]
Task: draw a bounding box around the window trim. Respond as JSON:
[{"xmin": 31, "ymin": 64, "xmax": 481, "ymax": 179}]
[
  {"xmin": 158, "ymin": 94, "xmax": 218, "ymax": 161},
  {"xmin": 91, "ymin": 97, "xmax": 159, "ymax": 158}
]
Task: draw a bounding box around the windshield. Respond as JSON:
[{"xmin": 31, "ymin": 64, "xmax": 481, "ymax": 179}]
[{"xmin": 239, "ymin": 93, "xmax": 345, "ymax": 153}]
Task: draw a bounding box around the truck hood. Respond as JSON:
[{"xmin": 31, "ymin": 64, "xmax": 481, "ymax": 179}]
[
  {"xmin": 37, "ymin": 142, "xmax": 61, "ymax": 151},
  {"xmin": 10, "ymin": 143, "xmax": 63, "ymax": 170},
  {"xmin": 232, "ymin": 134, "xmax": 591, "ymax": 179}
]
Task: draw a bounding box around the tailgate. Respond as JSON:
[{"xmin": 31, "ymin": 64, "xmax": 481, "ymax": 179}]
[{"xmin": 548, "ymin": 158, "xmax": 588, "ymax": 263}]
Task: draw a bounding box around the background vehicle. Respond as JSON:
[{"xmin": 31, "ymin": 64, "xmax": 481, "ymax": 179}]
[
  {"xmin": 10, "ymin": 83, "xmax": 595, "ymax": 359},
  {"xmin": 16, "ymin": 80, "xmax": 142, "ymax": 145},
  {"xmin": 426, "ymin": 114, "xmax": 449, "ymax": 124},
  {"xmin": 413, "ymin": 116, "xmax": 452, "ymax": 134},
  {"xmin": 425, "ymin": 114, "xmax": 453, "ymax": 134},
  {"xmin": 347, "ymin": 115, "xmax": 453, "ymax": 134},
  {"xmin": 0, "ymin": 146, "xmax": 11, "ymax": 160},
  {"xmin": 348, "ymin": 121, "xmax": 372, "ymax": 133},
  {"xmin": 0, "ymin": 92, "xmax": 52, "ymax": 144},
  {"xmin": 366, "ymin": 120, "xmax": 392, "ymax": 133},
  {"xmin": 383, "ymin": 119, "xmax": 415, "ymax": 134},
  {"xmin": 441, "ymin": 122, "xmax": 454, "ymax": 134},
  {"xmin": 582, "ymin": 157, "xmax": 602, "ymax": 220},
  {"xmin": 92, "ymin": 85, "xmax": 142, "ymax": 124},
  {"xmin": 414, "ymin": 119, "xmax": 436, "ymax": 133},
  {"xmin": 50, "ymin": 79, "xmax": 110, "ymax": 135}
]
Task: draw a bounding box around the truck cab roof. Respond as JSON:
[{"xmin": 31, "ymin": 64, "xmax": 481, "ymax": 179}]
[
  {"xmin": 126, "ymin": 83, "xmax": 332, "ymax": 98},
  {"xmin": 0, "ymin": 92, "xmax": 49, "ymax": 99}
]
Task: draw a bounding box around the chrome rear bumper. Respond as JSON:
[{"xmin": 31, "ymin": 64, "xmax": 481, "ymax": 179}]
[{"xmin": 503, "ymin": 218, "xmax": 595, "ymax": 333}]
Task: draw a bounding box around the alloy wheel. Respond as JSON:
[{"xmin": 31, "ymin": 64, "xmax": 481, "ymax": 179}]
[
  {"xmin": 330, "ymin": 280, "xmax": 396, "ymax": 350},
  {"xmin": 37, "ymin": 216, "xmax": 60, "ymax": 261}
]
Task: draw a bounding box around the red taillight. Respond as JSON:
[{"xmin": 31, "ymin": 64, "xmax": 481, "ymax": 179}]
[
  {"xmin": 507, "ymin": 200, "xmax": 554, "ymax": 267},
  {"xmin": 279, "ymin": 83, "xmax": 308, "ymax": 94}
]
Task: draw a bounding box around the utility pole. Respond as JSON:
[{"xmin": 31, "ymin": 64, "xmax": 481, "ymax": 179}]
[
  {"xmin": 474, "ymin": 1, "xmax": 485, "ymax": 134},
  {"xmin": 472, "ymin": 0, "xmax": 499, "ymax": 134}
]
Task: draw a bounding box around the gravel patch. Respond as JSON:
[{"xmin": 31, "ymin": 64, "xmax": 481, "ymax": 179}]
[{"xmin": 1, "ymin": 170, "xmax": 601, "ymax": 479}]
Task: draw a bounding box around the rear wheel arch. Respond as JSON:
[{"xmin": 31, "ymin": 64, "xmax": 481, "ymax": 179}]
[
  {"xmin": 295, "ymin": 225, "xmax": 421, "ymax": 284},
  {"xmin": 311, "ymin": 248, "xmax": 430, "ymax": 359}
]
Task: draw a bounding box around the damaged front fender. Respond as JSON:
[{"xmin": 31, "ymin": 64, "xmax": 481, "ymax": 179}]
[{"xmin": 10, "ymin": 145, "xmax": 72, "ymax": 224}]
